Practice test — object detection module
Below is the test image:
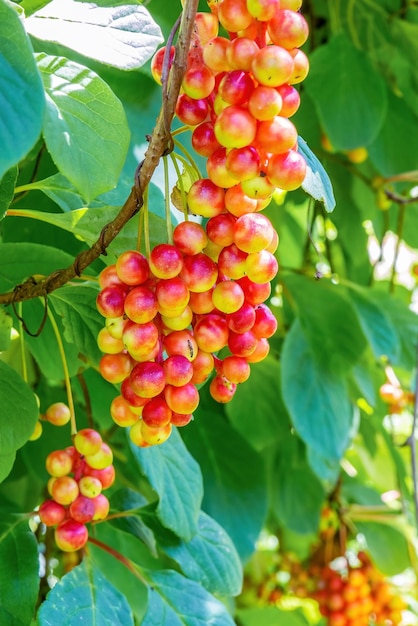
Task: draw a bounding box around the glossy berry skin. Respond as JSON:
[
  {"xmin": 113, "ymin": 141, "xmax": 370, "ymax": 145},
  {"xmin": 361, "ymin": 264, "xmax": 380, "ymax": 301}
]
[
  {"xmin": 180, "ymin": 253, "xmax": 218, "ymax": 293},
  {"xmin": 84, "ymin": 442, "xmax": 113, "ymax": 470},
  {"xmin": 175, "ymin": 94, "xmax": 209, "ymax": 126},
  {"xmin": 115, "ymin": 250, "xmax": 149, "ymax": 285},
  {"xmin": 92, "ymin": 494, "xmax": 110, "ymax": 521},
  {"xmin": 110, "ymin": 395, "xmax": 139, "ymax": 427},
  {"xmin": 124, "ymin": 286, "xmax": 158, "ymax": 324},
  {"xmin": 163, "ymin": 329, "xmax": 198, "ymax": 361},
  {"xmin": 99, "ymin": 352, "xmax": 132, "ymax": 384},
  {"xmin": 194, "ymin": 313, "xmax": 230, "ymax": 352},
  {"xmin": 51, "ymin": 476, "xmax": 79, "ymax": 505},
  {"xmin": 214, "ymin": 105, "xmax": 257, "ymax": 149},
  {"xmin": 212, "ymin": 281, "xmax": 245, "ymax": 314},
  {"xmin": 149, "ymin": 244, "xmax": 184, "ymax": 279},
  {"xmin": 78, "ymin": 475, "xmax": 103, "ymax": 498},
  {"xmin": 74, "ymin": 429, "xmax": 102, "ymax": 456},
  {"xmin": 267, "ymin": 9, "xmax": 309, "ymax": 50},
  {"xmin": 266, "ymin": 149, "xmax": 307, "ymax": 191},
  {"xmin": 55, "ymin": 519, "xmax": 88, "ymax": 552},
  {"xmin": 163, "ymin": 355, "xmax": 194, "ymax": 387},
  {"xmin": 96, "ymin": 285, "xmax": 127, "ymax": 318},
  {"xmin": 142, "ymin": 397, "xmax": 173, "ymax": 428},
  {"xmin": 173, "ymin": 221, "xmax": 208, "ymax": 256},
  {"xmin": 84, "ymin": 464, "xmax": 115, "ymax": 490},
  {"xmin": 251, "ymin": 46, "xmax": 294, "ymax": 87},
  {"xmin": 209, "ymin": 375, "xmax": 237, "ymax": 403},
  {"xmin": 45, "ymin": 402, "xmax": 71, "ymax": 426},
  {"xmin": 69, "ymin": 495, "xmax": 95, "ymax": 523},
  {"xmin": 141, "ymin": 422, "xmax": 173, "ymax": 446},
  {"xmin": 39, "ymin": 500, "xmax": 66, "ymax": 527},
  {"xmin": 233, "ymin": 213, "xmax": 274, "ymax": 253},
  {"xmin": 221, "ymin": 356, "xmax": 251, "ymax": 383},
  {"xmin": 45, "ymin": 449, "xmax": 74, "ymax": 478},
  {"xmin": 182, "ymin": 66, "xmax": 215, "ymax": 100},
  {"xmin": 130, "ymin": 362, "xmax": 166, "ymax": 399},
  {"xmin": 226, "ymin": 302, "xmax": 257, "ymax": 333},
  {"xmin": 164, "ymin": 383, "xmax": 200, "ymax": 414},
  {"xmin": 187, "ymin": 178, "xmax": 225, "ymax": 218}
]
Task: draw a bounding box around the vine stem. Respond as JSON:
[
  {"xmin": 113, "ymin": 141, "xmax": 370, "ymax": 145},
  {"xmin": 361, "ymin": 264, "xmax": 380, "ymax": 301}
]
[
  {"xmin": 0, "ymin": 0, "xmax": 199, "ymax": 307},
  {"xmin": 87, "ymin": 536, "xmax": 148, "ymax": 585},
  {"xmin": 163, "ymin": 156, "xmax": 173, "ymax": 243},
  {"xmin": 46, "ymin": 303, "xmax": 77, "ymax": 436},
  {"xmin": 17, "ymin": 302, "xmax": 28, "ymax": 383}
]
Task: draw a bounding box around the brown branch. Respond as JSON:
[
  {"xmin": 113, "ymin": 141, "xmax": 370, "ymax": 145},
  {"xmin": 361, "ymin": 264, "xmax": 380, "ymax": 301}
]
[{"xmin": 0, "ymin": 0, "xmax": 199, "ymax": 307}]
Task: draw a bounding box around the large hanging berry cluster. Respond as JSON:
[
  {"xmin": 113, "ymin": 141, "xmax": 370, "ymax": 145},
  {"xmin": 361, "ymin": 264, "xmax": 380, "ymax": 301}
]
[{"xmin": 95, "ymin": 0, "xmax": 309, "ymax": 448}]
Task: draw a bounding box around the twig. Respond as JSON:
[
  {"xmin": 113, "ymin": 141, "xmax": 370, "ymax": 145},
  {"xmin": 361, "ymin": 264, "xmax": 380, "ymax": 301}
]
[
  {"xmin": 408, "ymin": 344, "xmax": 418, "ymax": 526},
  {"xmin": 0, "ymin": 0, "xmax": 199, "ymax": 307}
]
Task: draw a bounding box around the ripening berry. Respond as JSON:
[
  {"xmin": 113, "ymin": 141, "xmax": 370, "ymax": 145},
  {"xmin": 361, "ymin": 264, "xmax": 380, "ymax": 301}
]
[
  {"xmin": 55, "ymin": 519, "xmax": 88, "ymax": 552},
  {"xmin": 74, "ymin": 429, "xmax": 102, "ymax": 456},
  {"xmin": 39, "ymin": 500, "xmax": 66, "ymax": 526},
  {"xmin": 84, "ymin": 442, "xmax": 113, "ymax": 471},
  {"xmin": 45, "ymin": 402, "xmax": 71, "ymax": 427}
]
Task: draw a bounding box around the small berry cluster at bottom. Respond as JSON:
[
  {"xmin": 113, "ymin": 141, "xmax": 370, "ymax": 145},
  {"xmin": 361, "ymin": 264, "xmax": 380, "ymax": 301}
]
[
  {"xmin": 38, "ymin": 429, "xmax": 114, "ymax": 552},
  {"xmin": 311, "ymin": 553, "xmax": 407, "ymax": 626}
]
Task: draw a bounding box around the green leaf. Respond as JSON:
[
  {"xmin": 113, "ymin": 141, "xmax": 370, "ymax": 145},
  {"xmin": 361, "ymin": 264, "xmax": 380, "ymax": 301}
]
[
  {"xmin": 37, "ymin": 559, "xmax": 134, "ymax": 626},
  {"xmin": 0, "ymin": 360, "xmax": 38, "ymax": 456},
  {"xmin": 0, "ymin": 515, "xmax": 39, "ymax": 626},
  {"xmin": 36, "ymin": 53, "xmax": 130, "ymax": 202},
  {"xmin": 0, "ymin": 452, "xmax": 16, "ymax": 485},
  {"xmin": 182, "ymin": 389, "xmax": 268, "ymax": 561},
  {"xmin": 0, "ymin": 243, "xmax": 74, "ymax": 293},
  {"xmin": 14, "ymin": 299, "xmax": 82, "ymax": 380},
  {"xmin": 371, "ymin": 288, "xmax": 418, "ymax": 369},
  {"xmin": 0, "ymin": 166, "xmax": 18, "ymax": 220},
  {"xmin": 142, "ymin": 569, "xmax": 235, "ymax": 626},
  {"xmin": 348, "ymin": 286, "xmax": 399, "ymax": 361},
  {"xmin": 50, "ymin": 284, "xmax": 102, "ymax": 365},
  {"xmin": 225, "ymin": 356, "xmax": 290, "ymax": 451},
  {"xmin": 282, "ymin": 274, "xmax": 367, "ymax": 371},
  {"xmin": 298, "ymin": 136, "xmax": 335, "ymax": 212},
  {"xmin": 109, "ymin": 489, "xmax": 158, "ymax": 557},
  {"xmin": 27, "ymin": 0, "xmax": 163, "ymax": 70},
  {"xmin": 355, "ymin": 521, "xmax": 411, "ymax": 576},
  {"xmin": 368, "ymin": 89, "xmax": 418, "ymax": 176},
  {"xmin": 0, "ymin": 307, "xmax": 12, "ymax": 352},
  {"xmin": 13, "ymin": 199, "xmax": 167, "ymax": 259},
  {"xmin": 237, "ymin": 606, "xmax": 309, "ymax": 626},
  {"xmin": 281, "ymin": 320, "xmax": 354, "ymax": 479},
  {"xmin": 0, "ymin": 1, "xmax": 45, "ymax": 179},
  {"xmin": 271, "ymin": 438, "xmax": 325, "ymax": 535},
  {"xmin": 305, "ymin": 34, "xmax": 387, "ymax": 150},
  {"xmin": 130, "ymin": 427, "xmax": 203, "ymax": 542},
  {"xmin": 157, "ymin": 511, "xmax": 243, "ymax": 597}
]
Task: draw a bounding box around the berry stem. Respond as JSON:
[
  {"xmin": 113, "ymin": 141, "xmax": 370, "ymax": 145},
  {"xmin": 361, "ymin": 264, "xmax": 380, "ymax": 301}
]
[
  {"xmin": 17, "ymin": 302, "xmax": 28, "ymax": 383},
  {"xmin": 88, "ymin": 536, "xmax": 148, "ymax": 584},
  {"xmin": 173, "ymin": 138, "xmax": 202, "ymax": 178},
  {"xmin": 142, "ymin": 185, "xmax": 151, "ymax": 259},
  {"xmin": 163, "ymin": 156, "xmax": 173, "ymax": 243},
  {"xmin": 46, "ymin": 303, "xmax": 77, "ymax": 436},
  {"xmin": 170, "ymin": 153, "xmax": 189, "ymax": 221}
]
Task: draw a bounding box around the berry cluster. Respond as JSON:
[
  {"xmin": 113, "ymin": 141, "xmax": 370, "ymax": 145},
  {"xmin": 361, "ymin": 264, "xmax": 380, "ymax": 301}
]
[
  {"xmin": 38, "ymin": 428, "xmax": 114, "ymax": 552},
  {"xmin": 96, "ymin": 236, "xmax": 279, "ymax": 446},
  {"xmin": 95, "ymin": 0, "xmax": 310, "ymax": 446},
  {"xmin": 153, "ymin": 0, "xmax": 309, "ymax": 197},
  {"xmin": 312, "ymin": 554, "xmax": 407, "ymax": 626}
]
